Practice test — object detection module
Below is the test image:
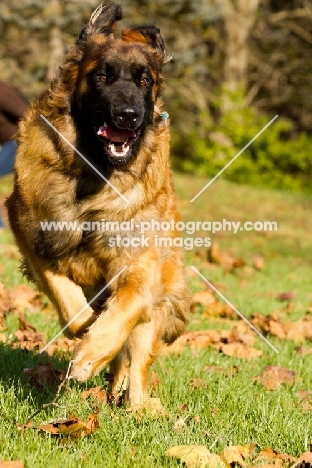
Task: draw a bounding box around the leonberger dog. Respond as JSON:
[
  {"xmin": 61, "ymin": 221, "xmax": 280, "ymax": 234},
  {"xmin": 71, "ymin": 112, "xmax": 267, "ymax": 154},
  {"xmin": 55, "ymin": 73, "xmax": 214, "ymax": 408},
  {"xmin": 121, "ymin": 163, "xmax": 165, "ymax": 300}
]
[{"xmin": 6, "ymin": 4, "xmax": 190, "ymax": 406}]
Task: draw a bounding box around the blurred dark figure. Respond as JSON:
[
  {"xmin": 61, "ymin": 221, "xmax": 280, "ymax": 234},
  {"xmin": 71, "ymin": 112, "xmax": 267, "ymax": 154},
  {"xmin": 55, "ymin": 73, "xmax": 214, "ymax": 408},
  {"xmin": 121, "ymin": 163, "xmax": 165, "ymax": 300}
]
[{"xmin": 0, "ymin": 81, "xmax": 28, "ymax": 228}]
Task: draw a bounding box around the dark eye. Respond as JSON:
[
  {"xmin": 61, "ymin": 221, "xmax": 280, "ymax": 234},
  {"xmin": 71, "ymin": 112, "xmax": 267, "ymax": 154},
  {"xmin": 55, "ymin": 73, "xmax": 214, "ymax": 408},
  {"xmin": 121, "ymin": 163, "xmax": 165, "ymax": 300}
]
[
  {"xmin": 140, "ymin": 77, "xmax": 149, "ymax": 87},
  {"xmin": 97, "ymin": 74, "xmax": 107, "ymax": 83}
]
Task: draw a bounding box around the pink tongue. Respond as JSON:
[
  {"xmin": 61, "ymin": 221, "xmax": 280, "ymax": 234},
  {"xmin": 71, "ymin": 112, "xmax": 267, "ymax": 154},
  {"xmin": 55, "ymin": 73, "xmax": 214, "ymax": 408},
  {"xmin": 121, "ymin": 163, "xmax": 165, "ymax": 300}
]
[{"xmin": 97, "ymin": 125, "xmax": 135, "ymax": 143}]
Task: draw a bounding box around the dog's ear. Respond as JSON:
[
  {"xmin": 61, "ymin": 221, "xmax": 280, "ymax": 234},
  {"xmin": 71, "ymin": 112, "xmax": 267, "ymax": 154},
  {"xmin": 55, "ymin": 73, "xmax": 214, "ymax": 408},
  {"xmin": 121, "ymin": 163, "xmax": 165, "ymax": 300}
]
[
  {"xmin": 77, "ymin": 4, "xmax": 122, "ymax": 44},
  {"xmin": 122, "ymin": 25, "xmax": 166, "ymax": 56}
]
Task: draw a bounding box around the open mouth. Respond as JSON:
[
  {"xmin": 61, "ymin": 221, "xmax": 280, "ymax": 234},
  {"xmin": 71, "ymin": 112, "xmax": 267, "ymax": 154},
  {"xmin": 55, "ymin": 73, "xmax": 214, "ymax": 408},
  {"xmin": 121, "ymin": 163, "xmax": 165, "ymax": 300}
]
[{"xmin": 97, "ymin": 123, "xmax": 136, "ymax": 161}]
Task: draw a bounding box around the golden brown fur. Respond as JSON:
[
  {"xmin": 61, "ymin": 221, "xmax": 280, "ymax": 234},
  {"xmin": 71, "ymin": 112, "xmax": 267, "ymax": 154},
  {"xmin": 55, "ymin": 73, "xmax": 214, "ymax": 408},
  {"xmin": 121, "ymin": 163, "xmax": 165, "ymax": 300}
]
[{"xmin": 6, "ymin": 4, "xmax": 189, "ymax": 405}]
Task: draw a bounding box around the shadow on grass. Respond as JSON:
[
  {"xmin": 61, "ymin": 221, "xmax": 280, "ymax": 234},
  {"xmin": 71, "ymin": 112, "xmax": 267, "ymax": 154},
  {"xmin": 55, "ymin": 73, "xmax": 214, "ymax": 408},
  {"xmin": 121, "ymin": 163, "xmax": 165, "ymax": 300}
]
[{"xmin": 0, "ymin": 342, "xmax": 70, "ymax": 406}]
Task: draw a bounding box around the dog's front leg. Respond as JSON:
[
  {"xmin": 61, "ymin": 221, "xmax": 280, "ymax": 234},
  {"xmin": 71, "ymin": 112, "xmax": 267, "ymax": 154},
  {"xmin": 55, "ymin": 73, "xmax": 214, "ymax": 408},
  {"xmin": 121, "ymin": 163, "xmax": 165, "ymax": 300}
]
[{"xmin": 70, "ymin": 249, "xmax": 161, "ymax": 382}]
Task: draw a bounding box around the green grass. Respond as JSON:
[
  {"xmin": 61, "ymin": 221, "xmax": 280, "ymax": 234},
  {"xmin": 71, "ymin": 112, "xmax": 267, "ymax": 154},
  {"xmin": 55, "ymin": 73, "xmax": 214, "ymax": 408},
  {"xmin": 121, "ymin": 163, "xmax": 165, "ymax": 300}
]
[{"xmin": 0, "ymin": 173, "xmax": 312, "ymax": 467}]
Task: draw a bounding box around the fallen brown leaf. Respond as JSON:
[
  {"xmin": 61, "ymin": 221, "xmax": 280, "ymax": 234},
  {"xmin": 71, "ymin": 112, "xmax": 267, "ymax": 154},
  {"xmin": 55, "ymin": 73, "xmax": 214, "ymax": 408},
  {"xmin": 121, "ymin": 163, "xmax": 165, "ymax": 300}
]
[
  {"xmin": 23, "ymin": 363, "xmax": 65, "ymax": 387},
  {"xmin": 10, "ymin": 285, "xmax": 44, "ymax": 313},
  {"xmin": 192, "ymin": 290, "xmax": 216, "ymax": 307},
  {"xmin": 255, "ymin": 366, "xmax": 296, "ymax": 390},
  {"xmin": 190, "ymin": 378, "xmax": 206, "ymax": 389},
  {"xmin": 220, "ymin": 343, "xmax": 263, "ymax": 360},
  {"xmin": 220, "ymin": 444, "xmax": 254, "ymax": 467},
  {"xmin": 163, "ymin": 329, "xmax": 222, "ymax": 354},
  {"xmin": 44, "ymin": 337, "xmax": 79, "ymax": 356},
  {"xmin": 37, "ymin": 413, "xmax": 99, "ymax": 439},
  {"xmin": 203, "ymin": 301, "xmax": 237, "ymax": 320},
  {"xmin": 13, "ymin": 315, "xmax": 45, "ymax": 351},
  {"xmin": 298, "ymin": 450, "xmax": 312, "ymax": 464},
  {"xmin": 227, "ymin": 323, "xmax": 256, "ymax": 346},
  {"xmin": 251, "ymin": 313, "xmax": 312, "ymax": 343},
  {"xmin": 277, "ymin": 292, "xmax": 295, "ymax": 302},
  {"xmin": 16, "ymin": 421, "xmax": 33, "ymax": 432},
  {"xmin": 84, "ymin": 413, "xmax": 100, "ymax": 435},
  {"xmin": 166, "ymin": 445, "xmax": 227, "ymax": 468},
  {"xmin": 173, "ymin": 417, "xmax": 186, "ymax": 432},
  {"xmin": 207, "ymin": 243, "xmax": 247, "ymax": 273},
  {"xmin": 252, "ymin": 446, "xmax": 297, "ymax": 466},
  {"xmin": 253, "ymin": 255, "xmax": 265, "ymax": 271},
  {"xmin": 80, "ymin": 386, "xmax": 107, "ymax": 403},
  {"xmin": 0, "ymin": 462, "xmax": 24, "ymax": 468},
  {"xmin": 0, "ymin": 282, "xmax": 13, "ymax": 318},
  {"xmin": 13, "ymin": 329, "xmax": 45, "ymax": 351},
  {"xmin": 296, "ymin": 346, "xmax": 312, "ymax": 356},
  {"xmin": 0, "ymin": 333, "xmax": 7, "ymax": 343},
  {"xmin": 297, "ymin": 390, "xmax": 312, "ymax": 411}
]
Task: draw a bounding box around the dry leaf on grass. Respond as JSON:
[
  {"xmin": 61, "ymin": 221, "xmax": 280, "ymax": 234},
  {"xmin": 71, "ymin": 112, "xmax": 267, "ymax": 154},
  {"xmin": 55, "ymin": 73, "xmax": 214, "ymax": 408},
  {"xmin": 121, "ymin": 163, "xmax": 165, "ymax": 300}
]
[
  {"xmin": 220, "ymin": 444, "xmax": 255, "ymax": 467},
  {"xmin": 80, "ymin": 386, "xmax": 107, "ymax": 403},
  {"xmin": 163, "ymin": 329, "xmax": 222, "ymax": 354},
  {"xmin": 0, "ymin": 462, "xmax": 24, "ymax": 468},
  {"xmin": 127, "ymin": 398, "xmax": 170, "ymax": 419},
  {"xmin": 298, "ymin": 451, "xmax": 312, "ymax": 464},
  {"xmin": 13, "ymin": 329, "xmax": 45, "ymax": 351},
  {"xmin": 253, "ymin": 255, "xmax": 265, "ymax": 271},
  {"xmin": 202, "ymin": 301, "xmax": 237, "ymax": 320},
  {"xmin": 44, "ymin": 337, "xmax": 79, "ymax": 356},
  {"xmin": 192, "ymin": 290, "xmax": 216, "ymax": 308},
  {"xmin": 16, "ymin": 421, "xmax": 33, "ymax": 432},
  {"xmin": 255, "ymin": 366, "xmax": 296, "ymax": 390},
  {"xmin": 276, "ymin": 292, "xmax": 295, "ymax": 302},
  {"xmin": 13, "ymin": 314, "xmax": 45, "ymax": 351},
  {"xmin": 190, "ymin": 378, "xmax": 206, "ymax": 389},
  {"xmin": 297, "ymin": 390, "xmax": 312, "ymax": 411},
  {"xmin": 164, "ymin": 322, "xmax": 260, "ymax": 357},
  {"xmin": 0, "ymin": 282, "xmax": 13, "ymax": 318},
  {"xmin": 166, "ymin": 445, "xmax": 226, "ymax": 468},
  {"xmin": 296, "ymin": 346, "xmax": 312, "ymax": 356},
  {"xmin": 207, "ymin": 243, "xmax": 244, "ymax": 273},
  {"xmin": 38, "ymin": 413, "xmax": 99, "ymax": 439},
  {"xmin": 10, "ymin": 285, "xmax": 44, "ymax": 313},
  {"xmin": 252, "ymin": 447, "xmax": 297, "ymax": 466},
  {"xmin": 220, "ymin": 343, "xmax": 263, "ymax": 360},
  {"xmin": 251, "ymin": 313, "xmax": 312, "ymax": 343},
  {"xmin": 173, "ymin": 417, "xmax": 186, "ymax": 432},
  {"xmin": 227, "ymin": 323, "xmax": 256, "ymax": 346},
  {"xmin": 23, "ymin": 363, "xmax": 65, "ymax": 387},
  {"xmin": 83, "ymin": 413, "xmax": 100, "ymax": 435}
]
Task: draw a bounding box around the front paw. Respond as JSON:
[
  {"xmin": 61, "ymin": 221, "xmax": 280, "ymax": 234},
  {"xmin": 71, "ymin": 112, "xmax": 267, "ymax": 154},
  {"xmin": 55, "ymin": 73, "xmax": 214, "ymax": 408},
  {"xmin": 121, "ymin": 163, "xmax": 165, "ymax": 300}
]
[{"xmin": 70, "ymin": 340, "xmax": 112, "ymax": 381}]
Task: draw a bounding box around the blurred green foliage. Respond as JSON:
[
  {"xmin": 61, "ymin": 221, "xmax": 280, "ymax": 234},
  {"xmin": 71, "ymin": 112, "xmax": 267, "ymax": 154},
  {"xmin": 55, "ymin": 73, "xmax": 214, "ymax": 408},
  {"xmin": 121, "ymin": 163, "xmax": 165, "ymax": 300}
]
[{"xmin": 172, "ymin": 104, "xmax": 312, "ymax": 193}]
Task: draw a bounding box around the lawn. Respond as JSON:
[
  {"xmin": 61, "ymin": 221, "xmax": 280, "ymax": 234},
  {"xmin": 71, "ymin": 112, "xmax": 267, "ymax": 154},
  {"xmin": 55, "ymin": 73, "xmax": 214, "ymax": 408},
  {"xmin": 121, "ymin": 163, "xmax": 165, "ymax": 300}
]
[{"xmin": 0, "ymin": 173, "xmax": 312, "ymax": 467}]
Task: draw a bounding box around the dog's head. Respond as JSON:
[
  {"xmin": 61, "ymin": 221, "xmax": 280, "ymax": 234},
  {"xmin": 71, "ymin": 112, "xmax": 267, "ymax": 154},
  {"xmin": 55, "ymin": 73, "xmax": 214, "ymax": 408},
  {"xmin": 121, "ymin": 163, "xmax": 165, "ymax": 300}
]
[{"xmin": 49, "ymin": 4, "xmax": 168, "ymax": 166}]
